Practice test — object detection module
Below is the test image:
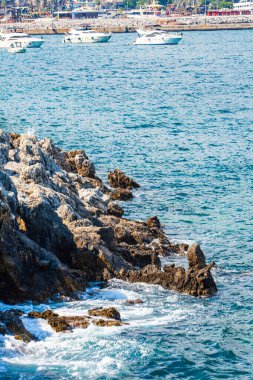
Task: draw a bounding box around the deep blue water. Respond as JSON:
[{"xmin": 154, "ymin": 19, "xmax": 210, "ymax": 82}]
[{"xmin": 0, "ymin": 31, "xmax": 253, "ymax": 379}]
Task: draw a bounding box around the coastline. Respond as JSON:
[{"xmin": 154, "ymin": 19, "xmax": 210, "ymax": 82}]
[
  {"xmin": 15, "ymin": 24, "xmax": 253, "ymax": 34},
  {"xmin": 1, "ymin": 27, "xmax": 253, "ymax": 377},
  {"xmin": 2, "ymin": 15, "xmax": 253, "ymax": 34},
  {"xmin": 0, "ymin": 129, "xmax": 217, "ymax": 343}
]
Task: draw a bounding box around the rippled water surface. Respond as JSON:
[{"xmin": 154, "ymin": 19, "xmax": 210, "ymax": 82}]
[{"xmin": 0, "ymin": 31, "xmax": 253, "ymax": 379}]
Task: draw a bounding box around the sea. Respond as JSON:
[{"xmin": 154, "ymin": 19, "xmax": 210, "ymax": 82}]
[{"xmin": 0, "ymin": 30, "xmax": 252, "ymax": 379}]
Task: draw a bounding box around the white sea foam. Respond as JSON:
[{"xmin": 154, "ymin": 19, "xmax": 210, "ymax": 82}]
[
  {"xmin": 170, "ymin": 238, "xmax": 195, "ymax": 246},
  {"xmin": 0, "ymin": 280, "xmax": 193, "ymax": 379},
  {"xmin": 26, "ymin": 126, "xmax": 36, "ymax": 136},
  {"xmin": 21, "ymin": 316, "xmax": 54, "ymax": 340}
]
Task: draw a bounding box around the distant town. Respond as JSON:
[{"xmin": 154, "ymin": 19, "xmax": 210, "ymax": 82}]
[{"xmin": 0, "ymin": 0, "xmax": 252, "ymax": 23}]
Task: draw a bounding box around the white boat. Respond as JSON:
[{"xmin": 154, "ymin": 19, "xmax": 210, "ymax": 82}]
[
  {"xmin": 233, "ymin": 0, "xmax": 253, "ymax": 11},
  {"xmin": 127, "ymin": 0, "xmax": 163, "ymax": 18},
  {"xmin": 8, "ymin": 41, "xmax": 26, "ymax": 54},
  {"xmin": 63, "ymin": 29, "xmax": 112, "ymax": 44},
  {"xmin": 134, "ymin": 30, "xmax": 182, "ymax": 45},
  {"xmin": 0, "ymin": 32, "xmax": 44, "ymax": 49}
]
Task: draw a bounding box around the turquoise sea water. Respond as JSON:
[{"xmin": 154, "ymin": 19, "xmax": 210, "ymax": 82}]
[{"xmin": 0, "ymin": 31, "xmax": 253, "ymax": 379}]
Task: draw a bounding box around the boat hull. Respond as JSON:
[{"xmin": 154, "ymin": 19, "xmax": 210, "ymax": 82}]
[
  {"xmin": 8, "ymin": 47, "xmax": 26, "ymax": 53},
  {"xmin": 0, "ymin": 38, "xmax": 44, "ymax": 49},
  {"xmin": 63, "ymin": 35, "xmax": 111, "ymax": 44},
  {"xmin": 134, "ymin": 36, "xmax": 182, "ymax": 45},
  {"xmin": 25, "ymin": 39, "xmax": 44, "ymax": 48}
]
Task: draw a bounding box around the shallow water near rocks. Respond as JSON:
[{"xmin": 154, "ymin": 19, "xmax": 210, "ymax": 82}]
[{"xmin": 0, "ymin": 31, "xmax": 253, "ymax": 379}]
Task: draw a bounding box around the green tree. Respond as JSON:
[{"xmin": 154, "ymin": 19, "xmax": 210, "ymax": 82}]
[
  {"xmin": 218, "ymin": 0, "xmax": 233, "ymax": 7},
  {"xmin": 136, "ymin": 0, "xmax": 146, "ymax": 6}
]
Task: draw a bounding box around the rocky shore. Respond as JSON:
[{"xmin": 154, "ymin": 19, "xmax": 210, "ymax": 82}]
[{"xmin": 0, "ymin": 130, "xmax": 217, "ymax": 340}]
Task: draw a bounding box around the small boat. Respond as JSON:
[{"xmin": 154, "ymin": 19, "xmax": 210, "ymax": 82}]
[
  {"xmin": 63, "ymin": 28, "xmax": 112, "ymax": 44},
  {"xmin": 8, "ymin": 41, "xmax": 26, "ymax": 54},
  {"xmin": 0, "ymin": 32, "xmax": 44, "ymax": 49},
  {"xmin": 134, "ymin": 30, "xmax": 183, "ymax": 45}
]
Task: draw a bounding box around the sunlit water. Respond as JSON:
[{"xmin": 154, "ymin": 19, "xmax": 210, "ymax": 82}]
[{"xmin": 0, "ymin": 31, "xmax": 252, "ymax": 379}]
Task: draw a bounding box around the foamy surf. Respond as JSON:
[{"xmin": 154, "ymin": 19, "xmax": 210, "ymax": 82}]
[
  {"xmin": 0, "ymin": 277, "xmax": 232, "ymax": 379},
  {"xmin": 21, "ymin": 316, "xmax": 54, "ymax": 340}
]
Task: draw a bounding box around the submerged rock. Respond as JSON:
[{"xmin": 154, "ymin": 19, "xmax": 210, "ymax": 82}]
[
  {"xmin": 0, "ymin": 130, "xmax": 217, "ymax": 303},
  {"xmin": 93, "ymin": 319, "xmax": 125, "ymax": 327},
  {"xmin": 125, "ymin": 299, "xmax": 144, "ymax": 305}
]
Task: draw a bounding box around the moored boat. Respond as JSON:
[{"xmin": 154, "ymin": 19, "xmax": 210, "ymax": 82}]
[
  {"xmin": 0, "ymin": 32, "xmax": 44, "ymax": 49},
  {"xmin": 8, "ymin": 41, "xmax": 27, "ymax": 54},
  {"xmin": 63, "ymin": 28, "xmax": 112, "ymax": 44},
  {"xmin": 134, "ymin": 30, "xmax": 183, "ymax": 45}
]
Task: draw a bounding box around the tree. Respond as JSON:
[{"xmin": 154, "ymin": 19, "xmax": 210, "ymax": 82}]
[{"xmin": 218, "ymin": 0, "xmax": 233, "ymax": 8}]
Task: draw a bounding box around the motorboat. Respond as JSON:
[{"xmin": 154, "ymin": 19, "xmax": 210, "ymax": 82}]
[
  {"xmin": 0, "ymin": 32, "xmax": 44, "ymax": 49},
  {"xmin": 233, "ymin": 0, "xmax": 253, "ymax": 11},
  {"xmin": 8, "ymin": 41, "xmax": 26, "ymax": 54},
  {"xmin": 127, "ymin": 0, "xmax": 164, "ymax": 18},
  {"xmin": 134, "ymin": 30, "xmax": 183, "ymax": 45},
  {"xmin": 63, "ymin": 28, "xmax": 112, "ymax": 44}
]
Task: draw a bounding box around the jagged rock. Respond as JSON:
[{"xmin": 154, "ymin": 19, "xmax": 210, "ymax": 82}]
[
  {"xmin": 118, "ymin": 243, "xmax": 217, "ymax": 297},
  {"xmin": 110, "ymin": 188, "xmax": 133, "ymax": 201},
  {"xmin": 0, "ymin": 130, "xmax": 217, "ymax": 303},
  {"xmin": 187, "ymin": 243, "xmax": 206, "ymax": 269},
  {"xmin": 88, "ymin": 307, "xmax": 121, "ymax": 321},
  {"xmin": 65, "ymin": 150, "xmax": 96, "ymax": 178},
  {"xmin": 146, "ymin": 216, "xmax": 161, "ymax": 229},
  {"xmin": 169, "ymin": 242, "xmax": 189, "ymax": 256},
  {"xmin": 125, "ymin": 299, "xmax": 144, "ymax": 305},
  {"xmin": 0, "ymin": 310, "xmax": 37, "ymax": 342},
  {"xmin": 108, "ymin": 169, "xmax": 140, "ymax": 189},
  {"xmin": 28, "ymin": 310, "xmax": 89, "ymax": 332},
  {"xmin": 107, "ymin": 202, "xmax": 124, "ymax": 217},
  {"xmin": 28, "ymin": 309, "xmax": 124, "ymax": 331}
]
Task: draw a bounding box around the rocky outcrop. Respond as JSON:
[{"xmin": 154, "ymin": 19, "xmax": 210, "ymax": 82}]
[
  {"xmin": 0, "ymin": 310, "xmax": 37, "ymax": 342},
  {"xmin": 28, "ymin": 307, "xmax": 124, "ymax": 332},
  {"xmin": 110, "ymin": 188, "xmax": 133, "ymax": 201},
  {"xmin": 118, "ymin": 244, "xmax": 217, "ymax": 297},
  {"xmin": 108, "ymin": 169, "xmax": 140, "ymax": 201},
  {"xmin": 108, "ymin": 169, "xmax": 140, "ymax": 189},
  {"xmin": 28, "ymin": 310, "xmax": 91, "ymax": 332},
  {"xmin": 107, "ymin": 202, "xmax": 124, "ymax": 217},
  {"xmin": 0, "ymin": 130, "xmax": 217, "ymax": 303},
  {"xmin": 88, "ymin": 307, "xmax": 121, "ymax": 321},
  {"xmin": 0, "ymin": 307, "xmax": 125, "ymax": 341}
]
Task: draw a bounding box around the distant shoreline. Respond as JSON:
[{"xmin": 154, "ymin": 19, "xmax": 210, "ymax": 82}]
[
  {"xmin": 5, "ymin": 24, "xmax": 253, "ymax": 35},
  {"xmin": 2, "ymin": 15, "xmax": 253, "ymax": 35}
]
